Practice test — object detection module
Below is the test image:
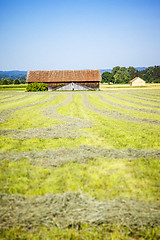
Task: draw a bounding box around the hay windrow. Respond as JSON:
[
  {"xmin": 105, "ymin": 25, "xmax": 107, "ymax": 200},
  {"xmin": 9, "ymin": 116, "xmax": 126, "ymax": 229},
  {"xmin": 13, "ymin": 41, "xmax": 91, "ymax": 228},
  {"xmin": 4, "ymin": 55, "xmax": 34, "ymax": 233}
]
[
  {"xmin": 0, "ymin": 146, "xmax": 159, "ymax": 168},
  {"xmin": 0, "ymin": 95, "xmax": 28, "ymax": 103},
  {"xmin": 107, "ymin": 92, "xmax": 160, "ymax": 109},
  {"xmin": 0, "ymin": 127, "xmax": 81, "ymax": 139},
  {"xmin": 127, "ymin": 92, "xmax": 160, "ymax": 103},
  {"xmin": 0, "ymin": 193, "xmax": 159, "ymax": 230},
  {"xmin": 83, "ymin": 94, "xmax": 160, "ymax": 125},
  {"xmin": 0, "ymin": 95, "xmax": 56, "ymax": 124},
  {"xmin": 99, "ymin": 94, "xmax": 160, "ymax": 115},
  {"xmin": 0, "ymin": 91, "xmax": 160, "ymax": 237}
]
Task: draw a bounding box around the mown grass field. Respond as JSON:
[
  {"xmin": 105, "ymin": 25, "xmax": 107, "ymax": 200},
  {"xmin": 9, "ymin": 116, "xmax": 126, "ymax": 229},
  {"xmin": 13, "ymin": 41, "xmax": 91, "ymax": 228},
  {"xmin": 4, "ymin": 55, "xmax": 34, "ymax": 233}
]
[{"xmin": 0, "ymin": 87, "xmax": 160, "ymax": 239}]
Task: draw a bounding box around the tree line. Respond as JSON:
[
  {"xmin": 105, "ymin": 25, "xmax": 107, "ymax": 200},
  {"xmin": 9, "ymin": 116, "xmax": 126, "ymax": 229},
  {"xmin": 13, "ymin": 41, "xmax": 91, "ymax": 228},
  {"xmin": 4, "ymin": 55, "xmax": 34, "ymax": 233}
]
[
  {"xmin": 0, "ymin": 76, "xmax": 26, "ymax": 85},
  {"xmin": 101, "ymin": 65, "xmax": 160, "ymax": 84}
]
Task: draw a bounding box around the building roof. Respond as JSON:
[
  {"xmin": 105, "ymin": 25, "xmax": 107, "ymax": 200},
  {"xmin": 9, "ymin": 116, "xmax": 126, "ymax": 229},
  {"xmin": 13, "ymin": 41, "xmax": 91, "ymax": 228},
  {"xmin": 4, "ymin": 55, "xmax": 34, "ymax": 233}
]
[
  {"xmin": 27, "ymin": 70, "xmax": 101, "ymax": 83},
  {"xmin": 130, "ymin": 77, "xmax": 145, "ymax": 83}
]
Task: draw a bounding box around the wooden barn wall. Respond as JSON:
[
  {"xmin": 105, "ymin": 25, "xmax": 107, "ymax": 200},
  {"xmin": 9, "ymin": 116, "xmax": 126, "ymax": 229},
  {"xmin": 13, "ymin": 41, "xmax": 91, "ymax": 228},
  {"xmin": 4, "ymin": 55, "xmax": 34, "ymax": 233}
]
[
  {"xmin": 51, "ymin": 82, "xmax": 99, "ymax": 89},
  {"xmin": 28, "ymin": 82, "xmax": 99, "ymax": 90}
]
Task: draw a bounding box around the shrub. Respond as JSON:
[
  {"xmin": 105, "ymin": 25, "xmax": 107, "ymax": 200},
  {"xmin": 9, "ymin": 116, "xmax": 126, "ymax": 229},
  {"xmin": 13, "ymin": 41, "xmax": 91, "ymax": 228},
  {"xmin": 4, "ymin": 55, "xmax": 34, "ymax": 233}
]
[{"xmin": 26, "ymin": 83, "xmax": 48, "ymax": 92}]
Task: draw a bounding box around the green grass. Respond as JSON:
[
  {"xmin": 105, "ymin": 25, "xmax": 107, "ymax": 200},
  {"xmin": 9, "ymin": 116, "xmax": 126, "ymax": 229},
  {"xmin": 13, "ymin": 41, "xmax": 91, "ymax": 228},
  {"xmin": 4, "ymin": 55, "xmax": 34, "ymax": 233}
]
[
  {"xmin": 0, "ymin": 95, "xmax": 26, "ymax": 102},
  {"xmin": 101, "ymin": 93, "xmax": 160, "ymax": 111},
  {"xmin": 0, "ymin": 94, "xmax": 50, "ymax": 111},
  {"xmin": 0, "ymin": 225, "xmax": 160, "ymax": 240},
  {"xmin": 58, "ymin": 94, "xmax": 160, "ymax": 149},
  {"xmin": 0, "ymin": 94, "xmax": 67, "ymax": 129},
  {"xmin": 0, "ymin": 136, "xmax": 92, "ymax": 152},
  {"xmin": 0, "ymin": 84, "xmax": 26, "ymax": 91},
  {"xmin": 0, "ymin": 157, "xmax": 160, "ymax": 201},
  {"xmin": 88, "ymin": 94, "xmax": 160, "ymax": 121},
  {"xmin": 113, "ymin": 92, "xmax": 160, "ymax": 108},
  {"xmin": 0, "ymin": 90, "xmax": 160, "ymax": 239}
]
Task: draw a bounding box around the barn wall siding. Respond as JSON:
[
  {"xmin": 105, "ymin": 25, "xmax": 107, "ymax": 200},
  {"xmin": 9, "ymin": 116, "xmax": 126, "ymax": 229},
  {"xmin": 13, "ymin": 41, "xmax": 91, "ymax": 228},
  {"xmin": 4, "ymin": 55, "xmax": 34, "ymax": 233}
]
[
  {"xmin": 46, "ymin": 82, "xmax": 99, "ymax": 91},
  {"xmin": 130, "ymin": 77, "xmax": 146, "ymax": 86}
]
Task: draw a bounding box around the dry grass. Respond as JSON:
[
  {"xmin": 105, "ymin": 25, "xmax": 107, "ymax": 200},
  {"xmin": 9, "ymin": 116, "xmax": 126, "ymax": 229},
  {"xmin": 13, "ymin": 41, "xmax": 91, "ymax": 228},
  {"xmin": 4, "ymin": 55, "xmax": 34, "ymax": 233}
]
[{"xmin": 0, "ymin": 89, "xmax": 160, "ymax": 239}]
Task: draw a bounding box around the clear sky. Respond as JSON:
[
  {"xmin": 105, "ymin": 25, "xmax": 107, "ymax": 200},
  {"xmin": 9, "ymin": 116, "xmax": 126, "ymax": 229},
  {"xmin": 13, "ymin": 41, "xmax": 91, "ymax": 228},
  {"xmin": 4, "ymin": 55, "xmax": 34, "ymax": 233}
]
[{"xmin": 0, "ymin": 0, "xmax": 160, "ymax": 70}]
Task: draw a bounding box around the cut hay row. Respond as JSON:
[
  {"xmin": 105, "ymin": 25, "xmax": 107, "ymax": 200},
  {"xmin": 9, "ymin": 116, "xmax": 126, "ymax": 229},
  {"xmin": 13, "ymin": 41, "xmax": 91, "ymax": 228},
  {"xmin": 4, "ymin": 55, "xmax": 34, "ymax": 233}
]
[
  {"xmin": 120, "ymin": 92, "xmax": 160, "ymax": 105},
  {"xmin": 0, "ymin": 90, "xmax": 160, "ymax": 239},
  {"xmin": 106, "ymin": 92, "xmax": 160, "ymax": 109},
  {"xmin": 0, "ymin": 193, "xmax": 160, "ymax": 230},
  {"xmin": 0, "ymin": 146, "xmax": 159, "ymax": 168},
  {"xmin": 0, "ymin": 95, "xmax": 29, "ymax": 103},
  {"xmin": 98, "ymin": 94, "xmax": 160, "ymax": 120},
  {"xmin": 130, "ymin": 92, "xmax": 160, "ymax": 100},
  {"xmin": 0, "ymin": 95, "xmax": 59, "ymax": 124},
  {"xmin": 126, "ymin": 93, "xmax": 160, "ymax": 103},
  {"xmin": 84, "ymin": 94, "xmax": 160, "ymax": 125},
  {"xmin": 100, "ymin": 93, "xmax": 160, "ymax": 114}
]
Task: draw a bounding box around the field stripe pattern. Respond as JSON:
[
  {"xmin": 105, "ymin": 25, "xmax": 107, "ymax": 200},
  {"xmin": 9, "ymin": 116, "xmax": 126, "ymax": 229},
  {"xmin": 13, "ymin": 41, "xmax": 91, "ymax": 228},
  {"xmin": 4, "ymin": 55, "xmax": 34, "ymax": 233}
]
[{"xmin": 0, "ymin": 89, "xmax": 160, "ymax": 238}]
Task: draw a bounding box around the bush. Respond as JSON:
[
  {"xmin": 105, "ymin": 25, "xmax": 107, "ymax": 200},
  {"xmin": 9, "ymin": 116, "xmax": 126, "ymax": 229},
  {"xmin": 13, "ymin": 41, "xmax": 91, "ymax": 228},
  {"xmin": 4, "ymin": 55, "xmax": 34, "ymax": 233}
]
[{"xmin": 26, "ymin": 83, "xmax": 48, "ymax": 92}]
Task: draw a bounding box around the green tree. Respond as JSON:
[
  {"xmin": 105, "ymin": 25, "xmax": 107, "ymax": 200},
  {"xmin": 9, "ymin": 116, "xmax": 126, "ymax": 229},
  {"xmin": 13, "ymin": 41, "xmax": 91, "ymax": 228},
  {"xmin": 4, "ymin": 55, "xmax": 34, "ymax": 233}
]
[
  {"xmin": 101, "ymin": 72, "xmax": 114, "ymax": 84},
  {"xmin": 111, "ymin": 66, "xmax": 120, "ymax": 76},
  {"xmin": 13, "ymin": 79, "xmax": 21, "ymax": 84},
  {"xmin": 153, "ymin": 65, "xmax": 160, "ymax": 83},
  {"xmin": 2, "ymin": 78, "xmax": 9, "ymax": 85},
  {"xmin": 20, "ymin": 76, "xmax": 26, "ymax": 84},
  {"xmin": 138, "ymin": 67, "xmax": 154, "ymax": 83},
  {"xmin": 127, "ymin": 66, "xmax": 137, "ymax": 80},
  {"xmin": 114, "ymin": 69, "xmax": 130, "ymax": 84}
]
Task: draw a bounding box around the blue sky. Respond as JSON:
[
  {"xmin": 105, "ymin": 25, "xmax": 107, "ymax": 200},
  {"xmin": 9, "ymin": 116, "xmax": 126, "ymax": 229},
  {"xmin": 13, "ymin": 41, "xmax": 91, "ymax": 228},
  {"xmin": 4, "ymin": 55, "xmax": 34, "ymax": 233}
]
[{"xmin": 0, "ymin": 0, "xmax": 160, "ymax": 70}]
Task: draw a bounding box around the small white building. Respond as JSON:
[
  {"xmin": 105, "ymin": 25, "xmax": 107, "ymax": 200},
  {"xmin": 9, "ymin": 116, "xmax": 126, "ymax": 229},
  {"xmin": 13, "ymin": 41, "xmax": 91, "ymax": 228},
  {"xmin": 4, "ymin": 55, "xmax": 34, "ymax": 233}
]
[{"xmin": 130, "ymin": 77, "xmax": 145, "ymax": 86}]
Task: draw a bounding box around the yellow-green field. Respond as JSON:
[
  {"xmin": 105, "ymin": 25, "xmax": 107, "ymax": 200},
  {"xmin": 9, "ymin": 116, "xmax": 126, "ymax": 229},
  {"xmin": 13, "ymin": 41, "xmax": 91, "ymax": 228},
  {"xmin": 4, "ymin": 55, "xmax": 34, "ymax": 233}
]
[{"xmin": 0, "ymin": 88, "xmax": 160, "ymax": 239}]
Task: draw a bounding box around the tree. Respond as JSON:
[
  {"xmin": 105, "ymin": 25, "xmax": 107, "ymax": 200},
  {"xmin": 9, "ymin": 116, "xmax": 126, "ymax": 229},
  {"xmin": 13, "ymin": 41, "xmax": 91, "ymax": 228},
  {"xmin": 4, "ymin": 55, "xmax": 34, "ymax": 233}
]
[
  {"xmin": 20, "ymin": 76, "xmax": 26, "ymax": 84},
  {"xmin": 153, "ymin": 65, "xmax": 160, "ymax": 83},
  {"xmin": 111, "ymin": 66, "xmax": 120, "ymax": 76},
  {"xmin": 127, "ymin": 66, "xmax": 137, "ymax": 80},
  {"xmin": 101, "ymin": 72, "xmax": 114, "ymax": 84},
  {"xmin": 114, "ymin": 69, "xmax": 130, "ymax": 84},
  {"xmin": 13, "ymin": 79, "xmax": 20, "ymax": 84},
  {"xmin": 2, "ymin": 78, "xmax": 9, "ymax": 85},
  {"xmin": 138, "ymin": 67, "xmax": 154, "ymax": 83}
]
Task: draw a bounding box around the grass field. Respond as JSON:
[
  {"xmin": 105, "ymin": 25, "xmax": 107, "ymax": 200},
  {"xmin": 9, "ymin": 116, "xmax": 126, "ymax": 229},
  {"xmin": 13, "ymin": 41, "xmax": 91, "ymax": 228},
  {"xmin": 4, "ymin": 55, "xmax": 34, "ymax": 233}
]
[{"xmin": 0, "ymin": 87, "xmax": 160, "ymax": 239}]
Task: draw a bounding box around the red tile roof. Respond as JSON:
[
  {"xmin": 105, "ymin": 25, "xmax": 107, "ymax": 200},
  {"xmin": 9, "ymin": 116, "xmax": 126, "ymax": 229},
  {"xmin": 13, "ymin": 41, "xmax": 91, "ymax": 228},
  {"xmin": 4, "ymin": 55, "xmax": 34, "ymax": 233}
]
[{"xmin": 27, "ymin": 70, "xmax": 101, "ymax": 83}]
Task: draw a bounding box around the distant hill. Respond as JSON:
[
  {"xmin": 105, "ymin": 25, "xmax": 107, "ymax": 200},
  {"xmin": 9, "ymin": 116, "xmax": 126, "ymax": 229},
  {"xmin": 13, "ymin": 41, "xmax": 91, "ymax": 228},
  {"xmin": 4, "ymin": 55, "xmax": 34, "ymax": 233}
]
[
  {"xmin": 0, "ymin": 68, "xmax": 147, "ymax": 79},
  {"xmin": 135, "ymin": 67, "xmax": 146, "ymax": 71},
  {"xmin": 0, "ymin": 71, "xmax": 27, "ymax": 80}
]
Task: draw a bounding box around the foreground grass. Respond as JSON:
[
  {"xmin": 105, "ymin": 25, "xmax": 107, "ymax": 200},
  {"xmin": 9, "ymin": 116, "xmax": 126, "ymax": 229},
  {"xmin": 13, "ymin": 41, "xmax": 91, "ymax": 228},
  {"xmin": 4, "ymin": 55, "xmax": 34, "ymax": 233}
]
[
  {"xmin": 0, "ymin": 157, "xmax": 159, "ymax": 201},
  {"xmin": 0, "ymin": 90, "xmax": 160, "ymax": 239},
  {"xmin": 0, "ymin": 136, "xmax": 92, "ymax": 152},
  {"xmin": 1, "ymin": 225, "xmax": 159, "ymax": 240}
]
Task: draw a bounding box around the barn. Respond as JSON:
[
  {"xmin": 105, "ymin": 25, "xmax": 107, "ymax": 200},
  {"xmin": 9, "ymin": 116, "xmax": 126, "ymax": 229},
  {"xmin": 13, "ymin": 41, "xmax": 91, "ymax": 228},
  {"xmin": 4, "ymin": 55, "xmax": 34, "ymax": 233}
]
[
  {"xmin": 130, "ymin": 77, "xmax": 146, "ymax": 86},
  {"xmin": 27, "ymin": 70, "xmax": 101, "ymax": 91}
]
